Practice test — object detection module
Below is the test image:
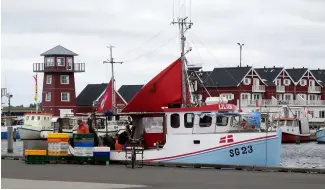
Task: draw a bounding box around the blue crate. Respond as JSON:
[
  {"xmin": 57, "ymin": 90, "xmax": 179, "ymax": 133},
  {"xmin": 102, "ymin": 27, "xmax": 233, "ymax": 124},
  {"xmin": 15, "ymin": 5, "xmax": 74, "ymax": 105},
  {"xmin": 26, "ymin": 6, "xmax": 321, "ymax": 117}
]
[
  {"xmin": 74, "ymin": 142, "xmax": 94, "ymax": 147},
  {"xmin": 93, "ymin": 152, "xmax": 110, "ymax": 157}
]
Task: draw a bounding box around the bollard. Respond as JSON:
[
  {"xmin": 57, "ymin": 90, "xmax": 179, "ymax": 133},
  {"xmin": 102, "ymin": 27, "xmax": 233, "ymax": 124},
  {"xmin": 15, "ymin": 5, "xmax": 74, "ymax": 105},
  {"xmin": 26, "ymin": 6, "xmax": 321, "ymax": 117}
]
[
  {"xmin": 7, "ymin": 126, "xmax": 14, "ymax": 153},
  {"xmin": 296, "ymin": 136, "xmax": 300, "ymax": 144},
  {"xmin": 13, "ymin": 128, "xmax": 17, "ymax": 142}
]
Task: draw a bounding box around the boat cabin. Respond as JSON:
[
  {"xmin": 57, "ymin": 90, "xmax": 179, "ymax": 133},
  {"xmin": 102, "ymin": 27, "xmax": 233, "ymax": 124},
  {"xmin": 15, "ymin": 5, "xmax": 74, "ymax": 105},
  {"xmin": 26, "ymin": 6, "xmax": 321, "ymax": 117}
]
[
  {"xmin": 123, "ymin": 104, "xmax": 261, "ymax": 150},
  {"xmin": 275, "ymin": 117, "xmax": 310, "ymax": 134},
  {"xmin": 51, "ymin": 117, "xmax": 77, "ymax": 132},
  {"xmin": 24, "ymin": 113, "xmax": 52, "ymax": 129}
]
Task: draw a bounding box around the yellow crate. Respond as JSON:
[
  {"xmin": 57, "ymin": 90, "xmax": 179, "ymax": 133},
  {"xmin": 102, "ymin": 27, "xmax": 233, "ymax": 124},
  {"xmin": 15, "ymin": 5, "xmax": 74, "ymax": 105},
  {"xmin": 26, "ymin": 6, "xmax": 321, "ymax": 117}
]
[
  {"xmin": 47, "ymin": 133, "xmax": 69, "ymax": 139},
  {"xmin": 48, "ymin": 151, "xmax": 68, "ymax": 156},
  {"xmin": 25, "ymin": 149, "xmax": 47, "ymax": 156}
]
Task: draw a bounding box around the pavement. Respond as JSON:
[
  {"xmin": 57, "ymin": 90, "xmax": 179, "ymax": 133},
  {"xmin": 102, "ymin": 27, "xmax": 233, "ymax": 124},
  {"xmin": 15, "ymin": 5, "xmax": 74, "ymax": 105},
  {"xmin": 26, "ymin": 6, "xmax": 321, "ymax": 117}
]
[{"xmin": 1, "ymin": 160, "xmax": 325, "ymax": 189}]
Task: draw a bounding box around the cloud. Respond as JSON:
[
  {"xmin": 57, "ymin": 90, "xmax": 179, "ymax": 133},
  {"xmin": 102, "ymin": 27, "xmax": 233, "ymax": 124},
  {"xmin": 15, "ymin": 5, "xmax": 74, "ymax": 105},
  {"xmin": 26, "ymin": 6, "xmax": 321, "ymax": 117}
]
[{"xmin": 1, "ymin": 0, "xmax": 325, "ymax": 106}]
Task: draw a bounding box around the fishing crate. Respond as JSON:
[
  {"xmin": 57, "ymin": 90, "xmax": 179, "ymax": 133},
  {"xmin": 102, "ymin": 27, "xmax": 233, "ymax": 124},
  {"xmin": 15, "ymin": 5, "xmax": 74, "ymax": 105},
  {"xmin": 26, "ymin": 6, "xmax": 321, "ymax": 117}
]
[
  {"xmin": 24, "ymin": 149, "xmax": 47, "ymax": 156},
  {"xmin": 24, "ymin": 155, "xmax": 47, "ymax": 164},
  {"xmin": 48, "ymin": 133, "xmax": 69, "ymax": 139}
]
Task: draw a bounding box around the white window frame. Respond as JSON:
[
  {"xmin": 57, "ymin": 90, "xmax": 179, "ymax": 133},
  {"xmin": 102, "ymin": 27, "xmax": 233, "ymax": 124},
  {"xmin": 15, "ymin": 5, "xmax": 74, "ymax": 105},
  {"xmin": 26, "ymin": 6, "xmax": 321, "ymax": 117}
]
[
  {"xmin": 300, "ymin": 79, "xmax": 307, "ymax": 86},
  {"xmin": 61, "ymin": 92, "xmax": 70, "ymax": 102},
  {"xmin": 46, "ymin": 75, "xmax": 52, "ymax": 84},
  {"xmin": 241, "ymin": 93, "xmax": 250, "ymax": 100},
  {"xmin": 220, "ymin": 93, "xmax": 234, "ymax": 100},
  {"xmin": 276, "ymin": 94, "xmax": 283, "ymax": 100},
  {"xmin": 60, "ymin": 75, "xmax": 69, "ymax": 84},
  {"xmin": 45, "ymin": 92, "xmax": 51, "ymax": 102},
  {"xmin": 45, "ymin": 57, "xmax": 54, "ymax": 66},
  {"xmin": 284, "ymin": 93, "xmax": 293, "ymax": 101},
  {"xmin": 56, "ymin": 57, "xmax": 65, "ymax": 66},
  {"xmin": 243, "ymin": 78, "xmax": 251, "ymax": 85},
  {"xmin": 284, "ymin": 79, "xmax": 291, "ymax": 86},
  {"xmin": 297, "ymin": 93, "xmax": 306, "ymax": 100},
  {"xmin": 276, "ymin": 79, "xmax": 281, "ymax": 86},
  {"xmin": 67, "ymin": 57, "xmax": 73, "ymax": 70},
  {"xmin": 309, "ymin": 79, "xmax": 315, "ymax": 87},
  {"xmin": 252, "ymin": 93, "xmax": 262, "ymax": 100}
]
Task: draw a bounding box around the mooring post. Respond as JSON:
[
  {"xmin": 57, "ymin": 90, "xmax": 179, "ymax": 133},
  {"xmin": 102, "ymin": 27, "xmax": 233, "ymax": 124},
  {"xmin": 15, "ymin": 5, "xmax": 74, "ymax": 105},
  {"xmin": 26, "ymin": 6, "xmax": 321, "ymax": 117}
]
[
  {"xmin": 13, "ymin": 128, "xmax": 17, "ymax": 142},
  {"xmin": 7, "ymin": 125, "xmax": 14, "ymax": 153}
]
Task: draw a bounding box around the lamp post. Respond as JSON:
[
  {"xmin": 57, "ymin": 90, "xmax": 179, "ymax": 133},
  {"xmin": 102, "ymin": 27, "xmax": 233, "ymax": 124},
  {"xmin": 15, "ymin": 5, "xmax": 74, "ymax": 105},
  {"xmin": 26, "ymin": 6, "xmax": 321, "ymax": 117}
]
[
  {"xmin": 237, "ymin": 43, "xmax": 244, "ymax": 112},
  {"xmin": 237, "ymin": 43, "xmax": 244, "ymax": 67}
]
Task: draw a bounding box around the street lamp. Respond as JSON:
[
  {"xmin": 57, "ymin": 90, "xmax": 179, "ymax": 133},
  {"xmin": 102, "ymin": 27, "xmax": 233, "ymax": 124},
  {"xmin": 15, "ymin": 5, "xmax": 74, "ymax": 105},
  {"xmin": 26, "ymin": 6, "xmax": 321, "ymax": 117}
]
[
  {"xmin": 7, "ymin": 93, "xmax": 13, "ymax": 116},
  {"xmin": 237, "ymin": 43, "xmax": 244, "ymax": 67}
]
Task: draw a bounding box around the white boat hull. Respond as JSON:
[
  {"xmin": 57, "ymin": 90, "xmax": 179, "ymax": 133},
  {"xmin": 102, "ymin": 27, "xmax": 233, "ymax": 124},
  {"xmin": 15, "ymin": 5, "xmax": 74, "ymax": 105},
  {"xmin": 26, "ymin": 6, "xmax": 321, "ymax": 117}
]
[{"xmin": 17, "ymin": 127, "xmax": 42, "ymax": 140}]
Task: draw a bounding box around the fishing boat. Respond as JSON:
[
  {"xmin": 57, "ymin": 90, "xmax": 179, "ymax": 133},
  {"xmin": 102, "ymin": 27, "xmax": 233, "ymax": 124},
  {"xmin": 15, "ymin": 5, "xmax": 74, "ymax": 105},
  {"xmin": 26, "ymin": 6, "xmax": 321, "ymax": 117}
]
[
  {"xmin": 17, "ymin": 113, "xmax": 53, "ymax": 140},
  {"xmin": 273, "ymin": 117, "xmax": 310, "ymax": 143},
  {"xmin": 315, "ymin": 127, "xmax": 325, "ymax": 144}
]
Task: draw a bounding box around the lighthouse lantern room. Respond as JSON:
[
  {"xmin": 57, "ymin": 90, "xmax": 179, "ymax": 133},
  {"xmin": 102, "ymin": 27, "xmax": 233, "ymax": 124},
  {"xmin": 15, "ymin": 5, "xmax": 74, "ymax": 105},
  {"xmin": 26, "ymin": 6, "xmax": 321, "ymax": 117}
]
[{"xmin": 33, "ymin": 45, "xmax": 85, "ymax": 116}]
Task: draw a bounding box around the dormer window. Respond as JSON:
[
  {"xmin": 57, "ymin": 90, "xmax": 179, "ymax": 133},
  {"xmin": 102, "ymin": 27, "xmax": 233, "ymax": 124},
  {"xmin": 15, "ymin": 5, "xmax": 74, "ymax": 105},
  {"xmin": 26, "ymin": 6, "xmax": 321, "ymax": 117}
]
[
  {"xmin": 309, "ymin": 80, "xmax": 315, "ymax": 87},
  {"xmin": 244, "ymin": 78, "xmax": 251, "ymax": 85},
  {"xmin": 300, "ymin": 79, "xmax": 307, "ymax": 86},
  {"xmin": 284, "ymin": 79, "xmax": 291, "ymax": 86},
  {"xmin": 275, "ymin": 79, "xmax": 281, "ymax": 86}
]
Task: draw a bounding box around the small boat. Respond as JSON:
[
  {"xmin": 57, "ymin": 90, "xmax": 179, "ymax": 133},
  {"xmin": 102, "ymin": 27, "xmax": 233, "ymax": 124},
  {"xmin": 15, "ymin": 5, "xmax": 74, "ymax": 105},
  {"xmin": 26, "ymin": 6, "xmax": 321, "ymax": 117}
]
[
  {"xmin": 274, "ymin": 117, "xmax": 310, "ymax": 143},
  {"xmin": 1, "ymin": 116, "xmax": 22, "ymax": 139},
  {"xmin": 17, "ymin": 113, "xmax": 53, "ymax": 140},
  {"xmin": 315, "ymin": 127, "xmax": 325, "ymax": 144}
]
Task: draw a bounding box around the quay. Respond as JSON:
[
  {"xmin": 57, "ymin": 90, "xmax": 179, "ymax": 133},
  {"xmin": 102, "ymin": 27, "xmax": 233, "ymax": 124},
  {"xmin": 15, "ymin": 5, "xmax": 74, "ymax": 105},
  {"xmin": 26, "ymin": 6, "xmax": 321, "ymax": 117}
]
[{"xmin": 2, "ymin": 159, "xmax": 325, "ymax": 189}]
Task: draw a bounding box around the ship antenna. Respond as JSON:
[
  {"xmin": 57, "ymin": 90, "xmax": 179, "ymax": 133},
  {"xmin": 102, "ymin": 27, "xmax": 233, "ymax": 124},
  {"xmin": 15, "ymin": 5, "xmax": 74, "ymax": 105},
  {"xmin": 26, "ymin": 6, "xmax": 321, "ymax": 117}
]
[
  {"xmin": 171, "ymin": 13, "xmax": 193, "ymax": 107},
  {"xmin": 103, "ymin": 45, "xmax": 123, "ymax": 115}
]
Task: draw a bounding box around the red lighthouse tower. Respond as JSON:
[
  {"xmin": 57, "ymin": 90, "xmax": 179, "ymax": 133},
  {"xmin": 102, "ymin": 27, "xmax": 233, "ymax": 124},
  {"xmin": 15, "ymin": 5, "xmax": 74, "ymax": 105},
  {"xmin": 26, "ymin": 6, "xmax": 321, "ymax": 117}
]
[{"xmin": 33, "ymin": 45, "xmax": 85, "ymax": 116}]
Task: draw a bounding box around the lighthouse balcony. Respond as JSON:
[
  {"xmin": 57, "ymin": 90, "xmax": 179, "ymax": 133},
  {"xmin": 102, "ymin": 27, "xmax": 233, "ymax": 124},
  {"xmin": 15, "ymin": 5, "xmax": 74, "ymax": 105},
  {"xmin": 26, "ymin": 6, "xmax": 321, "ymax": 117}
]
[{"xmin": 33, "ymin": 63, "xmax": 85, "ymax": 73}]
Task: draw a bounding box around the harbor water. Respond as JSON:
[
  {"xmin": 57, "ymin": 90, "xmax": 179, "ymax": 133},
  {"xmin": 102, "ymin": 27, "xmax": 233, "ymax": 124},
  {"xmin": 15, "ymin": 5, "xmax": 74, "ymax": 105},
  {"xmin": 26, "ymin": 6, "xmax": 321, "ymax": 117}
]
[{"xmin": 1, "ymin": 140, "xmax": 324, "ymax": 169}]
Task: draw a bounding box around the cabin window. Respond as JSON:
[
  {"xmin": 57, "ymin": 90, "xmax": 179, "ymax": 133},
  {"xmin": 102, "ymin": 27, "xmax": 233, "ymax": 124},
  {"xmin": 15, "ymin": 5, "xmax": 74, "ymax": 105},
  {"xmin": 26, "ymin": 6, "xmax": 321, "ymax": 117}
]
[
  {"xmin": 292, "ymin": 120, "xmax": 298, "ymax": 126},
  {"xmin": 278, "ymin": 120, "xmax": 284, "ymax": 126},
  {"xmin": 60, "ymin": 75, "xmax": 69, "ymax": 84},
  {"xmin": 184, "ymin": 113, "xmax": 194, "ymax": 128},
  {"xmin": 216, "ymin": 116, "xmax": 228, "ymax": 126},
  {"xmin": 26, "ymin": 116, "xmax": 29, "ymax": 120},
  {"xmin": 199, "ymin": 113, "xmax": 212, "ymax": 127},
  {"xmin": 319, "ymin": 111, "xmax": 325, "ymax": 118},
  {"xmin": 37, "ymin": 116, "xmax": 40, "ymax": 120},
  {"xmin": 56, "ymin": 57, "xmax": 65, "ymax": 66},
  {"xmin": 61, "ymin": 92, "xmax": 70, "ymax": 102},
  {"xmin": 31, "ymin": 116, "xmax": 35, "ymax": 120},
  {"xmin": 286, "ymin": 120, "xmax": 293, "ymax": 126},
  {"xmin": 46, "ymin": 75, "xmax": 52, "ymax": 84},
  {"xmin": 170, "ymin": 113, "xmax": 180, "ymax": 128}
]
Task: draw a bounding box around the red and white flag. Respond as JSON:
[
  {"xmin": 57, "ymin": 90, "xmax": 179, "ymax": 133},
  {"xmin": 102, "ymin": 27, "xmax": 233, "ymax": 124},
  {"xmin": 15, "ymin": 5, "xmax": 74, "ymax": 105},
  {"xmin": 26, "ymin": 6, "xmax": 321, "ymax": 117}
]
[
  {"xmin": 96, "ymin": 79, "xmax": 113, "ymax": 113},
  {"xmin": 219, "ymin": 135, "xmax": 234, "ymax": 144}
]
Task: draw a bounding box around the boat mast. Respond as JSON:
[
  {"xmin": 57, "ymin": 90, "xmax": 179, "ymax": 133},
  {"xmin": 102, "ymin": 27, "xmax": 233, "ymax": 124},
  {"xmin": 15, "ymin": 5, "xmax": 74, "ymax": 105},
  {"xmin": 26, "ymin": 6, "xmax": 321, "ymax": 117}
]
[
  {"xmin": 103, "ymin": 45, "xmax": 123, "ymax": 115},
  {"xmin": 171, "ymin": 17, "xmax": 193, "ymax": 107}
]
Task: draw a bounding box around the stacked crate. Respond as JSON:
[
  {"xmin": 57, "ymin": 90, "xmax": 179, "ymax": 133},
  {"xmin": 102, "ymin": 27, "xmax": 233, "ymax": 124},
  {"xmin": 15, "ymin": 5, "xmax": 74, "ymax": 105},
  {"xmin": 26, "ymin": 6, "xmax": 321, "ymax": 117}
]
[
  {"xmin": 47, "ymin": 133, "xmax": 70, "ymax": 163},
  {"xmin": 93, "ymin": 147, "xmax": 110, "ymax": 165},
  {"xmin": 73, "ymin": 133, "xmax": 94, "ymax": 163},
  {"xmin": 24, "ymin": 150, "xmax": 47, "ymax": 164}
]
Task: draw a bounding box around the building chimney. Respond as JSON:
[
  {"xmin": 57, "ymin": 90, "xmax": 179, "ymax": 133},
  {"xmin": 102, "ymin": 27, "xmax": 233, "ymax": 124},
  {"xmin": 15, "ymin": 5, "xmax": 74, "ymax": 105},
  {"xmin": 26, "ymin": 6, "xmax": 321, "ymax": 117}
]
[
  {"xmin": 273, "ymin": 66, "xmax": 275, "ymax": 69},
  {"xmin": 293, "ymin": 67, "xmax": 294, "ymax": 69},
  {"xmin": 247, "ymin": 65, "xmax": 249, "ymax": 67}
]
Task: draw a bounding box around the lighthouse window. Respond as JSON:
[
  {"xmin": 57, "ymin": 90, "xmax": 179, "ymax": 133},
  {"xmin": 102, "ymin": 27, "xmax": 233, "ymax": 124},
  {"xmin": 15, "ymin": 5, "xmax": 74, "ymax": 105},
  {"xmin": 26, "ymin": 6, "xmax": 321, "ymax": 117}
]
[
  {"xmin": 60, "ymin": 75, "xmax": 69, "ymax": 84},
  {"xmin": 61, "ymin": 92, "xmax": 70, "ymax": 102},
  {"xmin": 45, "ymin": 92, "xmax": 51, "ymax": 102},
  {"xmin": 199, "ymin": 113, "xmax": 212, "ymax": 127},
  {"xmin": 46, "ymin": 75, "xmax": 52, "ymax": 84},
  {"xmin": 57, "ymin": 57, "xmax": 65, "ymax": 66},
  {"xmin": 45, "ymin": 57, "xmax": 54, "ymax": 66},
  {"xmin": 184, "ymin": 113, "xmax": 194, "ymax": 128},
  {"xmin": 170, "ymin": 113, "xmax": 180, "ymax": 128}
]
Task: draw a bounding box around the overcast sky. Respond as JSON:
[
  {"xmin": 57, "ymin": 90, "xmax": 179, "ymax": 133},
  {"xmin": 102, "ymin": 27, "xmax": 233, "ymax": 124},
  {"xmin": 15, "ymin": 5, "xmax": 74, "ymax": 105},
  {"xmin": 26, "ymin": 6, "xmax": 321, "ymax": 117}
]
[{"xmin": 1, "ymin": 0, "xmax": 325, "ymax": 106}]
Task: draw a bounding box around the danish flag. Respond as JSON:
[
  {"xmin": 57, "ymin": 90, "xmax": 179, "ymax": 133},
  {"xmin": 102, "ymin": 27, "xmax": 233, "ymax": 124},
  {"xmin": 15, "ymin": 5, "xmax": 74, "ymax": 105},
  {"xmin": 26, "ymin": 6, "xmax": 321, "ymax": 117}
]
[{"xmin": 219, "ymin": 135, "xmax": 234, "ymax": 144}]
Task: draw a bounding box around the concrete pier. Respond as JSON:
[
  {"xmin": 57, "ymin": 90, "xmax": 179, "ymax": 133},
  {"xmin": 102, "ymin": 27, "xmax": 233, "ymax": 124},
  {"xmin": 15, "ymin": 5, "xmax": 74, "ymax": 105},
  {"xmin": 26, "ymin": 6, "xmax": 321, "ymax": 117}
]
[{"xmin": 1, "ymin": 160, "xmax": 324, "ymax": 189}]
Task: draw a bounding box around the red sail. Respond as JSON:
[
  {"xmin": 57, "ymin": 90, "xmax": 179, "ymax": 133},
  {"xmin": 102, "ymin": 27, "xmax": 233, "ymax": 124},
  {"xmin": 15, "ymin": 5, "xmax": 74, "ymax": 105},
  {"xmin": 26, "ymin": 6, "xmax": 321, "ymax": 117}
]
[{"xmin": 122, "ymin": 58, "xmax": 190, "ymax": 113}]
